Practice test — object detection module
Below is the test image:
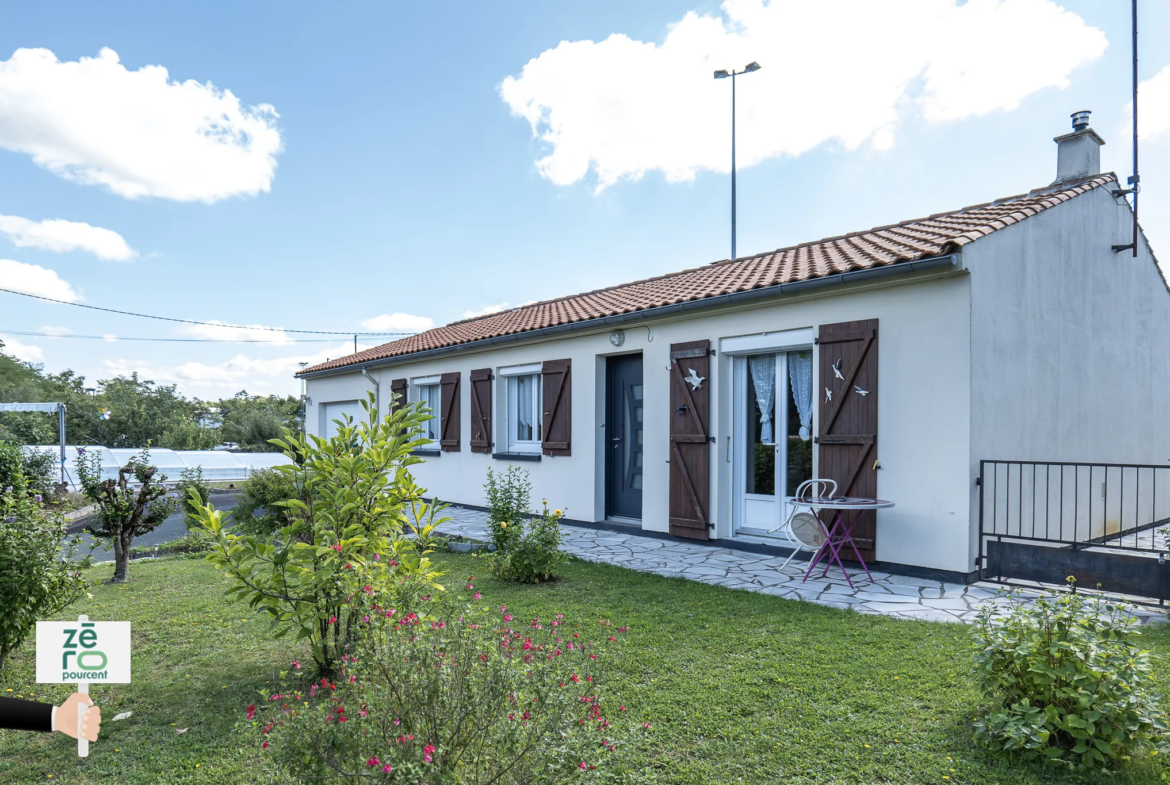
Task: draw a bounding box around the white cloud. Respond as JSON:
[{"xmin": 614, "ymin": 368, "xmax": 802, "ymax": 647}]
[
  {"xmin": 0, "ymin": 334, "xmax": 44, "ymax": 363},
  {"xmin": 102, "ymin": 334, "xmax": 118, "ymax": 343},
  {"xmin": 500, "ymin": 0, "xmax": 1107, "ymax": 190},
  {"xmin": 103, "ymin": 342, "xmax": 369, "ymax": 397},
  {"xmin": 0, "ymin": 258, "xmax": 82, "ymax": 301},
  {"xmin": 360, "ymin": 313, "xmax": 434, "ymax": 332},
  {"xmin": 0, "ymin": 214, "xmax": 136, "ymax": 260},
  {"xmin": 1123, "ymin": 64, "xmax": 1170, "ymax": 142},
  {"xmin": 39, "ymin": 325, "xmax": 72, "ymax": 336},
  {"xmin": 180, "ymin": 320, "xmax": 293, "ymax": 346},
  {"xmin": 462, "ymin": 302, "xmax": 513, "ymax": 319},
  {"xmin": 0, "ymin": 47, "xmax": 282, "ymax": 202}
]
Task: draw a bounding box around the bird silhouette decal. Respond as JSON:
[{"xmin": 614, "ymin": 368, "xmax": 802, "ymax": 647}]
[
  {"xmin": 824, "ymin": 387, "xmax": 833, "ymax": 403},
  {"xmin": 854, "ymin": 385, "xmax": 869, "ymax": 396},
  {"xmin": 832, "ymin": 359, "xmax": 845, "ymax": 380},
  {"xmin": 684, "ymin": 367, "xmax": 705, "ymax": 390}
]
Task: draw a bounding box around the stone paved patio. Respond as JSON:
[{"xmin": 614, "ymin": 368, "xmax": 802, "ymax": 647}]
[{"xmin": 436, "ymin": 506, "xmax": 1168, "ymax": 625}]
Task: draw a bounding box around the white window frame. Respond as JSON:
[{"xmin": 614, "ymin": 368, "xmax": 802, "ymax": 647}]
[
  {"xmin": 413, "ymin": 380, "xmax": 442, "ymax": 443},
  {"xmin": 505, "ymin": 372, "xmax": 542, "ymax": 454}
]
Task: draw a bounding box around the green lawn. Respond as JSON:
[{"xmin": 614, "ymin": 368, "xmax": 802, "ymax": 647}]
[{"xmin": 4, "ymin": 553, "xmax": 1170, "ymax": 784}]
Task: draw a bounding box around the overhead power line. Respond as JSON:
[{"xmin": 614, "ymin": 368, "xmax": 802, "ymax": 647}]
[
  {"xmin": 0, "ymin": 287, "xmax": 413, "ymax": 336},
  {"xmin": 0, "ymin": 329, "xmax": 356, "ymax": 344}
]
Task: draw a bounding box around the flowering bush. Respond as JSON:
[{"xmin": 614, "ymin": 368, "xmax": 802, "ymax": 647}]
[
  {"xmin": 248, "ymin": 592, "xmax": 637, "ymax": 783},
  {"xmin": 195, "ymin": 393, "xmax": 446, "ymax": 676},
  {"xmin": 77, "ymin": 446, "xmax": 178, "ymax": 583},
  {"xmin": 973, "ymin": 580, "xmax": 1170, "ymax": 772},
  {"xmin": 0, "ymin": 478, "xmax": 88, "ymax": 671},
  {"xmin": 483, "ymin": 465, "xmax": 532, "ymax": 551},
  {"xmin": 487, "ymin": 502, "xmax": 569, "ymax": 584}
]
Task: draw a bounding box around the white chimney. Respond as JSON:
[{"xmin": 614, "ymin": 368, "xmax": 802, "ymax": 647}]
[{"xmin": 1052, "ymin": 110, "xmax": 1104, "ymax": 185}]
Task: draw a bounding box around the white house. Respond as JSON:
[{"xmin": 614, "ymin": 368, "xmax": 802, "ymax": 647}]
[{"xmin": 299, "ymin": 113, "xmax": 1170, "ymax": 583}]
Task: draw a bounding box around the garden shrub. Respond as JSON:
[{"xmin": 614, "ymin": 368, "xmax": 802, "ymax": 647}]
[
  {"xmin": 973, "ymin": 581, "xmax": 1170, "ymax": 772},
  {"xmin": 0, "ymin": 480, "xmax": 88, "ymax": 671},
  {"xmin": 19, "ymin": 448, "xmax": 57, "ymax": 496},
  {"xmin": 484, "ymin": 465, "xmax": 531, "ymax": 551},
  {"xmin": 487, "ymin": 502, "xmax": 569, "ymax": 584},
  {"xmin": 249, "ymin": 595, "xmax": 637, "ymax": 783},
  {"xmin": 195, "ymin": 393, "xmax": 446, "ymax": 676},
  {"xmin": 231, "ymin": 467, "xmax": 297, "ymax": 537},
  {"xmin": 0, "ymin": 442, "xmax": 23, "ymax": 495},
  {"xmin": 175, "ymin": 465, "xmax": 211, "ymax": 530},
  {"xmin": 77, "ymin": 447, "xmax": 178, "ymax": 584}
]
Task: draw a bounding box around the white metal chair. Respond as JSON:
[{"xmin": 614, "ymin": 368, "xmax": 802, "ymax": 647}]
[{"xmin": 773, "ymin": 479, "xmax": 838, "ymax": 571}]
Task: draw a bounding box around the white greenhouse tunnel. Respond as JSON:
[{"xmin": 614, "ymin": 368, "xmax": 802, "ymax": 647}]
[{"xmin": 21, "ymin": 446, "xmax": 292, "ymax": 490}]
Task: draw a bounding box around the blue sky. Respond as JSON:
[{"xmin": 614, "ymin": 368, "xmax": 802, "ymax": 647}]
[{"xmin": 0, "ymin": 0, "xmax": 1167, "ymax": 398}]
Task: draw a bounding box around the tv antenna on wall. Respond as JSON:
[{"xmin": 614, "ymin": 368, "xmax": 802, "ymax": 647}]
[{"xmin": 1112, "ymin": 0, "xmax": 1140, "ymax": 257}]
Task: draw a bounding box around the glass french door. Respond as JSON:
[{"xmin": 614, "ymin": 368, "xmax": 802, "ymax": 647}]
[{"xmin": 733, "ymin": 350, "xmax": 814, "ymax": 534}]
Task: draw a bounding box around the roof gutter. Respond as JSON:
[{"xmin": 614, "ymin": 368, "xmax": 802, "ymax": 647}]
[{"xmin": 301, "ymin": 253, "xmax": 960, "ymax": 379}]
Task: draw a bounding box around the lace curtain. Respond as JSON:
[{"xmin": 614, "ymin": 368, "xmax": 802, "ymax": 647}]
[
  {"xmin": 747, "ymin": 355, "xmax": 776, "ymax": 444},
  {"xmin": 788, "ymin": 351, "xmax": 813, "ymax": 441}
]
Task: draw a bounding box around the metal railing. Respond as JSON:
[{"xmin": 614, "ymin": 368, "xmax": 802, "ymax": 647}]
[
  {"xmin": 979, "ymin": 460, "xmax": 1170, "ymax": 552},
  {"xmin": 978, "ymin": 460, "xmax": 1170, "ymax": 603}
]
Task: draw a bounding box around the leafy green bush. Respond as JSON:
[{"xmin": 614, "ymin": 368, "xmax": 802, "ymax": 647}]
[
  {"xmin": 486, "ymin": 503, "xmax": 569, "ymax": 584},
  {"xmin": 231, "ymin": 467, "xmax": 297, "ymax": 537},
  {"xmin": 483, "ymin": 465, "xmax": 531, "ymax": 551},
  {"xmin": 0, "ymin": 481, "xmax": 88, "ymax": 671},
  {"xmin": 76, "ymin": 446, "xmax": 178, "ymax": 583},
  {"xmin": 973, "ymin": 581, "xmax": 1170, "ymax": 772},
  {"xmin": 195, "ymin": 393, "xmax": 446, "ymax": 676},
  {"xmin": 175, "ymin": 466, "xmax": 211, "ymax": 530},
  {"xmin": 0, "ymin": 442, "xmax": 23, "ymax": 495},
  {"xmin": 248, "ymin": 596, "xmax": 636, "ymax": 783}
]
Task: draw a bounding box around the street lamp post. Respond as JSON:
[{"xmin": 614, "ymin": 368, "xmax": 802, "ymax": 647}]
[
  {"xmin": 298, "ymin": 362, "xmax": 309, "ymax": 435},
  {"xmin": 714, "ymin": 61, "xmax": 761, "ymax": 261},
  {"xmin": 85, "ymin": 388, "xmax": 99, "ymax": 445}
]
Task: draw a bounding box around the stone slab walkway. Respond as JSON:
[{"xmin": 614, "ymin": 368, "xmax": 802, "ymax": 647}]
[{"xmin": 436, "ymin": 506, "xmax": 1168, "ymax": 625}]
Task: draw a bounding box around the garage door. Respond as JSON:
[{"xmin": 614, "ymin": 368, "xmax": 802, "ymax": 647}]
[{"xmin": 321, "ymin": 400, "xmax": 363, "ymax": 439}]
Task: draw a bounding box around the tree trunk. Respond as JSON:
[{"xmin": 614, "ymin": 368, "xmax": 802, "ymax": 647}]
[{"xmin": 110, "ymin": 531, "xmax": 131, "ymax": 583}]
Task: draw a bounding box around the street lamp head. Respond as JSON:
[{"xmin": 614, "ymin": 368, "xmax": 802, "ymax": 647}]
[
  {"xmin": 85, "ymin": 388, "xmax": 95, "ymax": 395},
  {"xmin": 744, "ymin": 61, "xmax": 761, "ymax": 73},
  {"xmin": 713, "ymin": 69, "xmax": 730, "ymax": 79}
]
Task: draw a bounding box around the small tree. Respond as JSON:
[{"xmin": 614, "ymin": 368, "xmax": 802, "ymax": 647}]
[
  {"xmin": 483, "ymin": 465, "xmax": 532, "ymax": 551},
  {"xmin": 0, "ymin": 476, "xmax": 88, "ymax": 671},
  {"xmin": 175, "ymin": 466, "xmax": 211, "ymax": 530},
  {"xmin": 195, "ymin": 393, "xmax": 446, "ymax": 676},
  {"xmin": 76, "ymin": 447, "xmax": 178, "ymax": 583}
]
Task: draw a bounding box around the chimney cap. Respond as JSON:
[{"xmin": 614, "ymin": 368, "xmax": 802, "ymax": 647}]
[{"xmin": 1071, "ymin": 110, "xmax": 1091, "ymax": 132}]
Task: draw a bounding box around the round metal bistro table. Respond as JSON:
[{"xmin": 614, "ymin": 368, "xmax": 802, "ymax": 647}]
[{"xmin": 788, "ymin": 496, "xmax": 895, "ymax": 589}]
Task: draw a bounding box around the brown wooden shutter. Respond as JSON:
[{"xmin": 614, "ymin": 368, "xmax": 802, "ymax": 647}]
[
  {"xmin": 541, "ymin": 359, "xmax": 571, "ymax": 456},
  {"xmin": 817, "ymin": 319, "xmax": 878, "ymax": 561},
  {"xmin": 390, "ymin": 378, "xmax": 407, "ymax": 414},
  {"xmin": 440, "ymin": 372, "xmax": 461, "ymax": 451},
  {"xmin": 668, "ymin": 340, "xmax": 711, "ymax": 540},
  {"xmin": 469, "ymin": 368, "xmax": 492, "ymax": 453}
]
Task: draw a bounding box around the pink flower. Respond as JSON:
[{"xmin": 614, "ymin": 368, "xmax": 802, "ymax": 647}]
[
  {"xmin": 262, "ymin": 740, "xmax": 268, "ymax": 749},
  {"xmin": 363, "ymin": 615, "xmax": 370, "ymax": 623},
  {"xmin": 329, "ymin": 615, "xmax": 337, "ymax": 625},
  {"xmin": 473, "ymin": 592, "xmax": 481, "ymax": 600},
  {"xmin": 381, "ymin": 764, "xmax": 393, "ymax": 773},
  {"xmin": 245, "ymin": 704, "xmax": 256, "ymax": 720},
  {"xmin": 503, "ymin": 614, "xmax": 513, "ymax": 622},
  {"xmin": 579, "ymin": 762, "xmax": 587, "ymax": 770},
  {"xmin": 291, "ymin": 659, "xmax": 301, "ymax": 669},
  {"xmin": 367, "ymin": 756, "xmax": 381, "ymax": 767},
  {"xmin": 643, "ymin": 722, "xmax": 652, "ymax": 729},
  {"xmin": 555, "ymin": 613, "xmax": 564, "ymax": 620},
  {"xmin": 374, "ymin": 553, "xmax": 380, "ymax": 561},
  {"xmin": 499, "ymin": 605, "xmax": 506, "ymax": 613},
  {"xmin": 332, "ymin": 544, "xmax": 342, "ymax": 552},
  {"xmin": 424, "ymin": 743, "xmax": 436, "ymax": 763}
]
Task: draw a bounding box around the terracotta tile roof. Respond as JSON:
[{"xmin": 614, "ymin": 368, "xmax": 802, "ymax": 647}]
[{"xmin": 303, "ymin": 174, "xmax": 1115, "ymax": 375}]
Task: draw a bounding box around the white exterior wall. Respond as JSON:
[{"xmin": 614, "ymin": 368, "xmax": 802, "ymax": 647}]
[
  {"xmin": 306, "ymin": 269, "xmax": 973, "ymax": 574},
  {"xmin": 966, "ymin": 187, "xmax": 1170, "ymax": 561}
]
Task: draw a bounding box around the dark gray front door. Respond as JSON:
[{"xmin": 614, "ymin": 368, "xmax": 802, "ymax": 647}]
[{"xmin": 606, "ymin": 354, "xmax": 644, "ymax": 519}]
